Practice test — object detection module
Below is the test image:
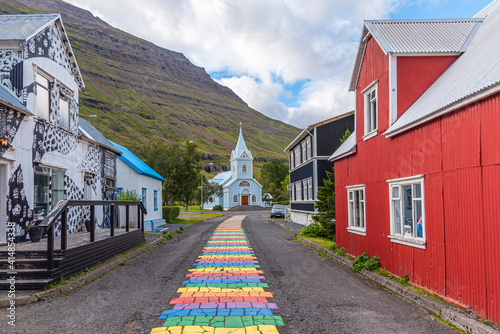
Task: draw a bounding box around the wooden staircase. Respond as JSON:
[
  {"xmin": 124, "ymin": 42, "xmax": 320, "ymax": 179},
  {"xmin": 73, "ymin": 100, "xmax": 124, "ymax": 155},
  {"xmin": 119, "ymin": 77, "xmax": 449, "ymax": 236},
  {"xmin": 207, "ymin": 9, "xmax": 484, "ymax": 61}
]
[{"xmin": 0, "ymin": 229, "xmax": 145, "ymax": 290}]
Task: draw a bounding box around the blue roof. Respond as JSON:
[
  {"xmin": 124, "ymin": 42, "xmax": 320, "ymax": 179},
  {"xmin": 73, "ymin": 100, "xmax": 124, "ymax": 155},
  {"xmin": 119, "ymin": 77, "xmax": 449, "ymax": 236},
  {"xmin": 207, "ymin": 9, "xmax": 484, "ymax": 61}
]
[
  {"xmin": 111, "ymin": 141, "xmax": 165, "ymax": 182},
  {"xmin": 0, "ymin": 85, "xmax": 31, "ymax": 114}
]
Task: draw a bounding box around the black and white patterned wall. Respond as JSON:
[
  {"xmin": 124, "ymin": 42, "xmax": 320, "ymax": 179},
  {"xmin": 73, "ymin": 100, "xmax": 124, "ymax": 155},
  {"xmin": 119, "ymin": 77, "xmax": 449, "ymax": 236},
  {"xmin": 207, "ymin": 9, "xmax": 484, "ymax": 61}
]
[
  {"xmin": 32, "ymin": 120, "xmax": 78, "ymax": 162},
  {"xmin": 24, "ymin": 24, "xmax": 75, "ymax": 78},
  {"xmin": 8, "ymin": 165, "xmax": 33, "ymax": 242},
  {"xmin": 0, "ymin": 108, "xmax": 25, "ymax": 158}
]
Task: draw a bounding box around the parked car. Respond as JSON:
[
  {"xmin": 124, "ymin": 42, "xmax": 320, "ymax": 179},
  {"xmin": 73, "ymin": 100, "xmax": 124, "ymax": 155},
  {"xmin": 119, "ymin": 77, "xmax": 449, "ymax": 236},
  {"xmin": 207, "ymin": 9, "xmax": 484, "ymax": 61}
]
[{"xmin": 270, "ymin": 205, "xmax": 285, "ymax": 218}]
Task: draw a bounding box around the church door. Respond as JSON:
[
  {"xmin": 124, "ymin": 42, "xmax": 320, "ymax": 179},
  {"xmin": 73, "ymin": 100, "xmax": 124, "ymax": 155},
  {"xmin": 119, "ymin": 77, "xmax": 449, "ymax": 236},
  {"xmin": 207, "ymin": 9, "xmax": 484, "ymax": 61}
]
[{"xmin": 241, "ymin": 195, "xmax": 249, "ymax": 205}]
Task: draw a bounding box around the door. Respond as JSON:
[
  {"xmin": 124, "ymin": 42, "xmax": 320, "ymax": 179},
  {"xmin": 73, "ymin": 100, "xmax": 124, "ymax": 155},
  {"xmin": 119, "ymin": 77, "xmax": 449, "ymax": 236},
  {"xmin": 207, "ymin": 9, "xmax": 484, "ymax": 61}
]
[{"xmin": 241, "ymin": 195, "xmax": 249, "ymax": 206}]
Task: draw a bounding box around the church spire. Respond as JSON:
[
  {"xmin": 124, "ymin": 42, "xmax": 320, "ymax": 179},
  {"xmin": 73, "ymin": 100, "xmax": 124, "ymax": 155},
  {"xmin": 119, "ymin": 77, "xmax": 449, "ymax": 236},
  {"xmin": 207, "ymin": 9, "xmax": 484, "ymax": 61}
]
[{"xmin": 232, "ymin": 124, "xmax": 252, "ymax": 160}]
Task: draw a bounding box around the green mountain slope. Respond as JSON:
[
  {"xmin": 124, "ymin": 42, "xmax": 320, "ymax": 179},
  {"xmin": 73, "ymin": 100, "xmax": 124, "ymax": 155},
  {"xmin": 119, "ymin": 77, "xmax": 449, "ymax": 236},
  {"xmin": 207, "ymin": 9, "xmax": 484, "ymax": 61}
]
[{"xmin": 0, "ymin": 0, "xmax": 300, "ymax": 170}]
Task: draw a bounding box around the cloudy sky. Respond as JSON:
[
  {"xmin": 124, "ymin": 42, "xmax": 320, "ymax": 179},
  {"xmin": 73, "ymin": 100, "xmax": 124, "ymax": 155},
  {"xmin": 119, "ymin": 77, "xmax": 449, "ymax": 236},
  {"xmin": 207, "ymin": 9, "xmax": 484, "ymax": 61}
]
[{"xmin": 66, "ymin": 0, "xmax": 491, "ymax": 128}]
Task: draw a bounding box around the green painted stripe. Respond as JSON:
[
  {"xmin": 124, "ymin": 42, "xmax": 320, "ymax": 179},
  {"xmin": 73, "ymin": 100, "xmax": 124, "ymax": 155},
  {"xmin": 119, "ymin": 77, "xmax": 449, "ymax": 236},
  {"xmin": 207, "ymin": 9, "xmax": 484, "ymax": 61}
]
[{"xmin": 162, "ymin": 315, "xmax": 285, "ymax": 327}]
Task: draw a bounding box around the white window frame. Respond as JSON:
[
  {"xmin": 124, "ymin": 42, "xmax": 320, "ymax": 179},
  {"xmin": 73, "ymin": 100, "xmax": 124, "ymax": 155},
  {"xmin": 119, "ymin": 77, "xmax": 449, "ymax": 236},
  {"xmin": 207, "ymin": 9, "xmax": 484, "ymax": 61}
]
[
  {"xmin": 36, "ymin": 72, "xmax": 51, "ymax": 121},
  {"xmin": 307, "ymin": 178, "xmax": 313, "ymax": 200},
  {"xmin": 289, "ymin": 152, "xmax": 294, "ymax": 169},
  {"xmin": 242, "ymin": 164, "xmax": 247, "ymax": 173},
  {"xmin": 295, "ymin": 181, "xmax": 302, "ymax": 201},
  {"xmin": 302, "ymin": 142, "xmax": 307, "ymax": 162},
  {"xmin": 346, "ymin": 184, "xmax": 366, "ymax": 236},
  {"xmin": 252, "ymin": 195, "xmax": 256, "ymax": 203},
  {"xmin": 306, "ymin": 137, "xmax": 312, "ymax": 160},
  {"xmin": 388, "ymin": 175, "xmax": 426, "ymax": 249},
  {"xmin": 362, "ymin": 80, "xmax": 378, "ymax": 140},
  {"xmin": 233, "ymin": 194, "xmax": 238, "ymax": 203},
  {"xmin": 294, "ymin": 147, "xmax": 301, "ymax": 166}
]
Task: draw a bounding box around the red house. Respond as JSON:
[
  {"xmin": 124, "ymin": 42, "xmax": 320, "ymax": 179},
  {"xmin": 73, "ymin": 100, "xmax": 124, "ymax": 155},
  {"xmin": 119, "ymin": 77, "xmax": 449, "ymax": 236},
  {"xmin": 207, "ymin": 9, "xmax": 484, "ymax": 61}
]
[{"xmin": 330, "ymin": 2, "xmax": 500, "ymax": 323}]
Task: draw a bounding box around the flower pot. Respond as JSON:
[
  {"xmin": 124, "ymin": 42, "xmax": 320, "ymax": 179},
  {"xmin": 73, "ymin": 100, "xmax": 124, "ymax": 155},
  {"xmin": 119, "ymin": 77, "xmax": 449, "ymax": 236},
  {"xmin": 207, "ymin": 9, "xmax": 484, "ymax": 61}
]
[{"xmin": 28, "ymin": 226, "xmax": 45, "ymax": 243}]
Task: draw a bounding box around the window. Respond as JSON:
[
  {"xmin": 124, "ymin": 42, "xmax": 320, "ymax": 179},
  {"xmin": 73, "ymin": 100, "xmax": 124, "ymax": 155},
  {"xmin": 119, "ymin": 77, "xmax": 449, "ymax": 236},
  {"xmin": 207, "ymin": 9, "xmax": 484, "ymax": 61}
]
[
  {"xmin": 36, "ymin": 73, "xmax": 50, "ymax": 121},
  {"xmin": 242, "ymin": 164, "xmax": 247, "ymax": 173},
  {"xmin": 252, "ymin": 195, "xmax": 256, "ymax": 203},
  {"xmin": 388, "ymin": 176, "xmax": 425, "ymax": 248},
  {"xmin": 239, "ymin": 180, "xmax": 251, "ymax": 187},
  {"xmin": 294, "ymin": 147, "xmax": 301, "ymax": 166},
  {"xmin": 142, "ymin": 188, "xmax": 147, "ymax": 209},
  {"xmin": 295, "ymin": 182, "xmax": 302, "ymax": 201},
  {"xmin": 34, "ymin": 166, "xmax": 65, "ymax": 218},
  {"xmin": 306, "ymin": 137, "xmax": 312, "ymax": 160},
  {"xmin": 233, "ymin": 194, "xmax": 238, "ymax": 203},
  {"xmin": 59, "ymin": 97, "xmax": 70, "ymax": 129},
  {"xmin": 307, "ymin": 178, "xmax": 313, "ymax": 200},
  {"xmin": 290, "ymin": 153, "xmax": 294, "ymax": 169},
  {"xmin": 302, "ymin": 180, "xmax": 308, "ymax": 200},
  {"xmin": 363, "ymin": 81, "xmax": 378, "ymax": 138},
  {"xmin": 154, "ymin": 190, "xmax": 158, "ymax": 211},
  {"xmin": 302, "ymin": 142, "xmax": 307, "ymax": 162},
  {"xmin": 346, "ymin": 185, "xmax": 366, "ymax": 235}
]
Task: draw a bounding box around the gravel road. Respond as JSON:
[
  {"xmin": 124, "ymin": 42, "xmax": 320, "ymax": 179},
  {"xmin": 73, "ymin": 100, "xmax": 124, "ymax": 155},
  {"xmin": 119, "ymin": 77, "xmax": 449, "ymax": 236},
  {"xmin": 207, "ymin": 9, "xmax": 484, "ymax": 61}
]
[{"xmin": 0, "ymin": 212, "xmax": 455, "ymax": 334}]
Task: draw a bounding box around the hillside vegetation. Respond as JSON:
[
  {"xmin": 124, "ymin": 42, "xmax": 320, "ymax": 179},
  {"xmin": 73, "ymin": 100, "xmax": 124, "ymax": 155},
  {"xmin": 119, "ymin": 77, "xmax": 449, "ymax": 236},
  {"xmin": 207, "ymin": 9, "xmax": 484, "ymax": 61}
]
[{"xmin": 0, "ymin": 0, "xmax": 300, "ymax": 172}]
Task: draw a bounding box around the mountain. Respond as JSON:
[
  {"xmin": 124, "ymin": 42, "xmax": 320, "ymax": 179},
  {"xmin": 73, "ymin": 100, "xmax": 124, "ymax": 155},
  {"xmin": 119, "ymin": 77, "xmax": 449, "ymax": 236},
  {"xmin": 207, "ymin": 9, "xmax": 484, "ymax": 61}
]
[{"xmin": 0, "ymin": 0, "xmax": 300, "ymax": 171}]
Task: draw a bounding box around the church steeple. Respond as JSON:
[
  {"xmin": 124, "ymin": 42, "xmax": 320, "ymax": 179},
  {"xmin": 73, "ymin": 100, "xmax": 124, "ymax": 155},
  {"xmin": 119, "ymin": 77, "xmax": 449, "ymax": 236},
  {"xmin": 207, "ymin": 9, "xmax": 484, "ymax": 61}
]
[{"xmin": 231, "ymin": 124, "xmax": 253, "ymax": 161}]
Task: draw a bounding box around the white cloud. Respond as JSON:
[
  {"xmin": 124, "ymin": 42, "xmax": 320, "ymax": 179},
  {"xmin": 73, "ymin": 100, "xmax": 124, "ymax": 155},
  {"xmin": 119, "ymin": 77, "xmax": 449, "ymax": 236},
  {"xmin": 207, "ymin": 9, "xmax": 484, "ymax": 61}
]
[{"xmin": 66, "ymin": 0, "xmax": 406, "ymax": 127}]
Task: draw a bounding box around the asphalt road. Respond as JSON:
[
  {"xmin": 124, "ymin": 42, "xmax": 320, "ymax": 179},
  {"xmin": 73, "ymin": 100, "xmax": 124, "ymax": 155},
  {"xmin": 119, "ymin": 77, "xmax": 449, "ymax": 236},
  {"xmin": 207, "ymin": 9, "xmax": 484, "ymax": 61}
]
[{"xmin": 1, "ymin": 212, "xmax": 455, "ymax": 334}]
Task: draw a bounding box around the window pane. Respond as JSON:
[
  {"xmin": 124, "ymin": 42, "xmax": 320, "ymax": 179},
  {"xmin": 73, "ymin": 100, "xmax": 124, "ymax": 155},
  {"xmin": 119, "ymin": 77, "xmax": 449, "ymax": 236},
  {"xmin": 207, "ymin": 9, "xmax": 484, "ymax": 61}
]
[
  {"xmin": 59, "ymin": 99, "xmax": 70, "ymax": 129},
  {"xmin": 414, "ymin": 183, "xmax": 421, "ymax": 198},
  {"xmin": 37, "ymin": 85, "xmax": 49, "ymax": 120},
  {"xmin": 349, "ymin": 191, "xmax": 353, "ymax": 200},
  {"xmin": 52, "ymin": 169, "xmax": 65, "ymax": 209},
  {"xmin": 349, "ymin": 201, "xmax": 353, "ymax": 227},
  {"xmin": 402, "ymin": 185, "xmax": 413, "ymax": 236},
  {"xmin": 360, "ymin": 201, "xmax": 365, "ymax": 228},
  {"xmin": 393, "ymin": 199, "xmax": 401, "ymax": 235},
  {"xmin": 354, "ymin": 190, "xmax": 360, "ymax": 227},
  {"xmin": 36, "ymin": 73, "xmax": 49, "ymax": 87},
  {"xmin": 34, "ymin": 166, "xmax": 50, "ymax": 217},
  {"xmin": 392, "ymin": 186, "xmax": 399, "ymax": 199},
  {"xmin": 414, "ymin": 199, "xmax": 423, "ymax": 238}
]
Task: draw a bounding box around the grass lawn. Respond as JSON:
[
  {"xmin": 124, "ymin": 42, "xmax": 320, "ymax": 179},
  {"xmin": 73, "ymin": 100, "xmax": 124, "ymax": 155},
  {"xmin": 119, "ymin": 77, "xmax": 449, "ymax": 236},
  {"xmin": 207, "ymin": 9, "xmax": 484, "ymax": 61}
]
[
  {"xmin": 175, "ymin": 205, "xmax": 212, "ymax": 212},
  {"xmin": 171, "ymin": 212, "xmax": 223, "ymax": 224},
  {"xmin": 299, "ymin": 234, "xmax": 336, "ymax": 250}
]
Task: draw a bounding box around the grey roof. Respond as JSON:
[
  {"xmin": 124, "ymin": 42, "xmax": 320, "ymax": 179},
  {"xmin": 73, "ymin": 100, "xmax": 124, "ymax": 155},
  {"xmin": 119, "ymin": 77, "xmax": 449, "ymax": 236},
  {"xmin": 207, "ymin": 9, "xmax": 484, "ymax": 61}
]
[
  {"xmin": 0, "ymin": 85, "xmax": 31, "ymax": 114},
  {"xmin": 385, "ymin": 1, "xmax": 500, "ymax": 136},
  {"xmin": 349, "ymin": 18, "xmax": 483, "ymax": 91},
  {"xmin": 79, "ymin": 118, "xmax": 121, "ymax": 154},
  {"xmin": 328, "ymin": 131, "xmax": 356, "ymax": 162},
  {"xmin": 284, "ymin": 111, "xmax": 354, "ymax": 152},
  {"xmin": 0, "ymin": 14, "xmax": 58, "ymax": 41},
  {"xmin": 366, "ymin": 19, "xmax": 482, "ymax": 54}
]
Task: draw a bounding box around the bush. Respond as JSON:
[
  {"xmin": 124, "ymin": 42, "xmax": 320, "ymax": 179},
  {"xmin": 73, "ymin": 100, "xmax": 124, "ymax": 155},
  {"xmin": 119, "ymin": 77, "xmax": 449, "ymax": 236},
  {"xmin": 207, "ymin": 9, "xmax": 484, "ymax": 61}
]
[
  {"xmin": 213, "ymin": 204, "xmax": 224, "ymax": 211},
  {"xmin": 352, "ymin": 252, "xmax": 381, "ymax": 272},
  {"xmin": 302, "ymin": 221, "xmax": 335, "ymax": 240},
  {"xmin": 163, "ymin": 206, "xmax": 180, "ymax": 223},
  {"xmin": 118, "ymin": 189, "xmax": 141, "ymax": 201}
]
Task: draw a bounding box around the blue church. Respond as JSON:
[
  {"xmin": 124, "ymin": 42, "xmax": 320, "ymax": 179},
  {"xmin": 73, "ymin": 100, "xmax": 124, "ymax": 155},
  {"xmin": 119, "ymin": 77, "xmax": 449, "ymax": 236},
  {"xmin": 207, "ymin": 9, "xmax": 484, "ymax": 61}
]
[{"xmin": 204, "ymin": 127, "xmax": 262, "ymax": 210}]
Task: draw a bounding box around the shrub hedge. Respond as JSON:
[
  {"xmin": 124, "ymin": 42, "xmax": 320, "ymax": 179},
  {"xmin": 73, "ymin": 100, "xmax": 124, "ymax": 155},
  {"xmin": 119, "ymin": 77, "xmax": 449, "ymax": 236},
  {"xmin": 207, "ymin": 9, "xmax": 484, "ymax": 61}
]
[
  {"xmin": 212, "ymin": 204, "xmax": 224, "ymax": 211},
  {"xmin": 163, "ymin": 206, "xmax": 180, "ymax": 223}
]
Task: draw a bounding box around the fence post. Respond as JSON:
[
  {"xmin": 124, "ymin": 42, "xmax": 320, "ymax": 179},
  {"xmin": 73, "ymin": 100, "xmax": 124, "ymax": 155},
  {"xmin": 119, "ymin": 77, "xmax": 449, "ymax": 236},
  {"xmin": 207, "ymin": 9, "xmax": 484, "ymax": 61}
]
[
  {"xmin": 141, "ymin": 207, "xmax": 145, "ymax": 232},
  {"xmin": 47, "ymin": 224, "xmax": 54, "ymax": 271},
  {"xmin": 61, "ymin": 209, "xmax": 67, "ymax": 250},
  {"xmin": 90, "ymin": 205, "xmax": 95, "ymax": 242},
  {"xmin": 110, "ymin": 203, "xmax": 115, "ymax": 237},
  {"xmin": 126, "ymin": 205, "xmax": 129, "ymax": 232}
]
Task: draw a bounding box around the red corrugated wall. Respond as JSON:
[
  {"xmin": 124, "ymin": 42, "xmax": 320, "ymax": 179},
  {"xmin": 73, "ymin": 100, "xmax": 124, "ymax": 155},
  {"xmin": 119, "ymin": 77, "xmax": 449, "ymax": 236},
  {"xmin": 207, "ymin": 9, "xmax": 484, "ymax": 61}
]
[{"xmin": 335, "ymin": 34, "xmax": 500, "ymax": 322}]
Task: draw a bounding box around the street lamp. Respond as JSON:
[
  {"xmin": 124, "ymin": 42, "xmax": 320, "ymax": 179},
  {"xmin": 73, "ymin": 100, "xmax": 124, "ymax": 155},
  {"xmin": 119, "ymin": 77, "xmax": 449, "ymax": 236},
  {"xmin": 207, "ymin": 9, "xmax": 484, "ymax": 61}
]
[{"xmin": 201, "ymin": 162, "xmax": 213, "ymax": 214}]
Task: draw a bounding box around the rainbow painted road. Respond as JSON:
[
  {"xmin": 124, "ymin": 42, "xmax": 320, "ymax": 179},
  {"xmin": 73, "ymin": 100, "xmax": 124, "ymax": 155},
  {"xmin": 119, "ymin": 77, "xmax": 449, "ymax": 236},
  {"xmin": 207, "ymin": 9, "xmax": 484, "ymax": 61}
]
[{"xmin": 151, "ymin": 215, "xmax": 285, "ymax": 334}]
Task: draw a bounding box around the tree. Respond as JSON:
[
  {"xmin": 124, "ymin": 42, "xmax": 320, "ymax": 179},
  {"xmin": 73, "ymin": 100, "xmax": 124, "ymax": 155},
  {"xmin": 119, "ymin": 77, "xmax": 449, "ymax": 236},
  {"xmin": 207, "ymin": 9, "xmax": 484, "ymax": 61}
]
[
  {"xmin": 196, "ymin": 175, "xmax": 223, "ymax": 205},
  {"xmin": 259, "ymin": 160, "xmax": 289, "ymax": 203},
  {"xmin": 138, "ymin": 140, "xmax": 202, "ymax": 206},
  {"xmin": 312, "ymin": 166, "xmax": 336, "ymax": 240},
  {"xmin": 177, "ymin": 140, "xmax": 202, "ymax": 209}
]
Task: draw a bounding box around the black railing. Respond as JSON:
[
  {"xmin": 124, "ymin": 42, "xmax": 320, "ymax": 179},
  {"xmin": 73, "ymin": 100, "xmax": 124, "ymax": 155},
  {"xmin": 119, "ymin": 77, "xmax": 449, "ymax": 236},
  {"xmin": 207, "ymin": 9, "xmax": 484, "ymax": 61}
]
[{"xmin": 39, "ymin": 200, "xmax": 147, "ymax": 271}]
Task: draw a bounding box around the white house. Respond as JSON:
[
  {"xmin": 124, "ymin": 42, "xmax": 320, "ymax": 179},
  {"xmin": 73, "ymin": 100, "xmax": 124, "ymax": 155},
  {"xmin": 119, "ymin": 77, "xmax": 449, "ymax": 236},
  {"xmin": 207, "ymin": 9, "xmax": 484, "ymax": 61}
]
[{"xmin": 111, "ymin": 141, "xmax": 165, "ymax": 230}]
